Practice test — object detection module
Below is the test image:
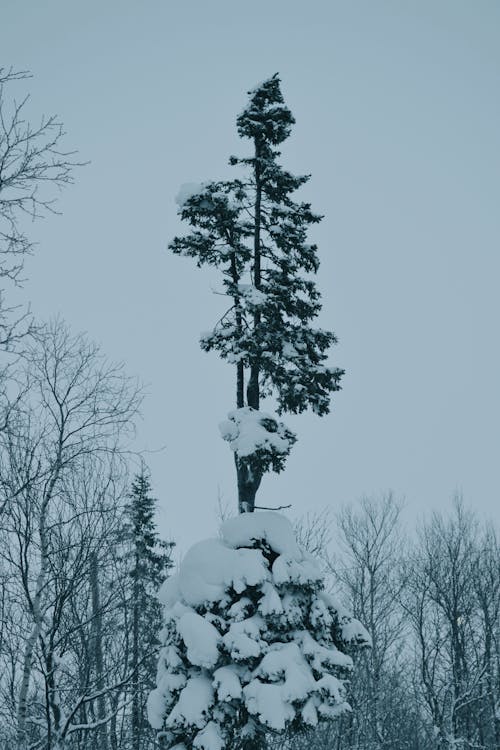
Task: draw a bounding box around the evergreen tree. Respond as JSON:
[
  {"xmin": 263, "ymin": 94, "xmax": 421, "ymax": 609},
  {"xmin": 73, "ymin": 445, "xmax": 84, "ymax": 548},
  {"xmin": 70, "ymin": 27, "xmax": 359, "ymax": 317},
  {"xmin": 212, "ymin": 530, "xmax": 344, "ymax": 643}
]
[
  {"xmin": 125, "ymin": 468, "xmax": 175, "ymax": 750},
  {"xmin": 170, "ymin": 75, "xmax": 343, "ymax": 513},
  {"xmin": 148, "ymin": 512, "xmax": 370, "ymax": 750}
]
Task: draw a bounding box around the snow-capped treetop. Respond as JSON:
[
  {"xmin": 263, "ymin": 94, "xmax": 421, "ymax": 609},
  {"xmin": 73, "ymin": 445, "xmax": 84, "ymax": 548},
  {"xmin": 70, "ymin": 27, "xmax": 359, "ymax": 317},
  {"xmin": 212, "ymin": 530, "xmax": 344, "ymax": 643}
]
[
  {"xmin": 148, "ymin": 512, "xmax": 370, "ymax": 750},
  {"xmin": 236, "ymin": 73, "xmax": 295, "ymax": 145}
]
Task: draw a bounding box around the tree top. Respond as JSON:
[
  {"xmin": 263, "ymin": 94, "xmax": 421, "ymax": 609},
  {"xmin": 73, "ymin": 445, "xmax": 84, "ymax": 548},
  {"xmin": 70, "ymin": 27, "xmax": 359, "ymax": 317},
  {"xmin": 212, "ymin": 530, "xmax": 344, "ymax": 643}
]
[{"xmin": 237, "ymin": 73, "xmax": 295, "ymax": 145}]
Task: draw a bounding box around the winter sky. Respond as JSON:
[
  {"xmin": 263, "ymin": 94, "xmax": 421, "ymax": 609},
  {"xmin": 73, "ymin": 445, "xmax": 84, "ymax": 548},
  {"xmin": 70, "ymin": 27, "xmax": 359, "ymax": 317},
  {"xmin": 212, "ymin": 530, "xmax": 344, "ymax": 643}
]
[{"xmin": 2, "ymin": 1, "xmax": 499, "ymax": 553}]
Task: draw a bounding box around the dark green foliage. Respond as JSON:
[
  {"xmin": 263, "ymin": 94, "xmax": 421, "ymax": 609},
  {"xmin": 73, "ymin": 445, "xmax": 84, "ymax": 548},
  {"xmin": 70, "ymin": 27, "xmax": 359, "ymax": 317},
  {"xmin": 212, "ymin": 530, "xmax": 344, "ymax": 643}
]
[
  {"xmin": 126, "ymin": 470, "xmax": 174, "ymax": 592},
  {"xmin": 170, "ymin": 74, "xmax": 344, "ymax": 510},
  {"xmin": 171, "ymin": 75, "xmax": 342, "ymax": 417},
  {"xmin": 124, "ymin": 467, "xmax": 174, "ymax": 750}
]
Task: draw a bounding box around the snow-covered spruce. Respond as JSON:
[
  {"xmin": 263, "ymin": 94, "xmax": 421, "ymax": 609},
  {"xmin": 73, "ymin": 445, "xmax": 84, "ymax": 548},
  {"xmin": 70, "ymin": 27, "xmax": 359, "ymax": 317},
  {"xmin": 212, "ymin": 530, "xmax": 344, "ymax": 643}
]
[{"xmin": 148, "ymin": 512, "xmax": 370, "ymax": 750}]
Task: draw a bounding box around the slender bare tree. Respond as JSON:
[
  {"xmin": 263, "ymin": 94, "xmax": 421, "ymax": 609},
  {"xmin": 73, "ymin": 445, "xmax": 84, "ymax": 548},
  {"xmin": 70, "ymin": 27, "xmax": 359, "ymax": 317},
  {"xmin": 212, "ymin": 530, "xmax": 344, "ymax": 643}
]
[{"xmin": 471, "ymin": 526, "xmax": 500, "ymax": 749}]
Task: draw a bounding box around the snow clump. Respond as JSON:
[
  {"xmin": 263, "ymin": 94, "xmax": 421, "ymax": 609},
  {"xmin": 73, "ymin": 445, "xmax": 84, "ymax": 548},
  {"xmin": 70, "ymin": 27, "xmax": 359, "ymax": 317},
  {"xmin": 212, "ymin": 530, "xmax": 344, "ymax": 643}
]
[
  {"xmin": 219, "ymin": 407, "xmax": 296, "ymax": 477},
  {"xmin": 175, "ymin": 183, "xmax": 206, "ymax": 208}
]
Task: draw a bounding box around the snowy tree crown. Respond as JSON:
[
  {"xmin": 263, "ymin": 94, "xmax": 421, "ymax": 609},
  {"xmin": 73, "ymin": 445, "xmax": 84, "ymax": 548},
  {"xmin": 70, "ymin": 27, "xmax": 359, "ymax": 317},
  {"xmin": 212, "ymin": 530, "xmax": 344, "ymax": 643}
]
[
  {"xmin": 169, "ymin": 75, "xmax": 343, "ymax": 417},
  {"xmin": 236, "ymin": 74, "xmax": 295, "ymax": 145}
]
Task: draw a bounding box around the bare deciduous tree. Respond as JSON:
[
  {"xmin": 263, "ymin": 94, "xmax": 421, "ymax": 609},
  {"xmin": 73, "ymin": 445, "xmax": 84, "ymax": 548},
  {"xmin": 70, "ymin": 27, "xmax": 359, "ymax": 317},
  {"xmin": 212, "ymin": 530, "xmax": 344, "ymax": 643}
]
[
  {"xmin": 333, "ymin": 494, "xmax": 410, "ymax": 750},
  {"xmin": 0, "ymin": 320, "xmax": 141, "ymax": 749},
  {"xmin": 0, "ymin": 67, "xmax": 81, "ymax": 348},
  {"xmin": 400, "ymin": 498, "xmax": 499, "ymax": 750}
]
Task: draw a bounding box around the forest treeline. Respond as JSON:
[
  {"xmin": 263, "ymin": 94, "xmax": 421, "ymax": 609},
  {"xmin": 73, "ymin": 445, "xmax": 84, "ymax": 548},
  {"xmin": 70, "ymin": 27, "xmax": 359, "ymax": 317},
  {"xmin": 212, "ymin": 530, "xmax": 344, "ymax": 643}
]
[
  {"xmin": 1, "ymin": 375, "xmax": 498, "ymax": 750},
  {"xmin": 289, "ymin": 496, "xmax": 500, "ymax": 750}
]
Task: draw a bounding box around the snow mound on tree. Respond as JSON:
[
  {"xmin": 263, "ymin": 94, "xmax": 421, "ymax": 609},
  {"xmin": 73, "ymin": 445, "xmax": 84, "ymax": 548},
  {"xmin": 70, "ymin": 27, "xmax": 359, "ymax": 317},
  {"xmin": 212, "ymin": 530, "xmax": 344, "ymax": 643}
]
[
  {"xmin": 222, "ymin": 511, "xmax": 301, "ymax": 557},
  {"xmin": 219, "ymin": 407, "xmax": 295, "ymax": 458},
  {"xmin": 148, "ymin": 512, "xmax": 370, "ymax": 749},
  {"xmin": 159, "ymin": 538, "xmax": 268, "ymax": 609}
]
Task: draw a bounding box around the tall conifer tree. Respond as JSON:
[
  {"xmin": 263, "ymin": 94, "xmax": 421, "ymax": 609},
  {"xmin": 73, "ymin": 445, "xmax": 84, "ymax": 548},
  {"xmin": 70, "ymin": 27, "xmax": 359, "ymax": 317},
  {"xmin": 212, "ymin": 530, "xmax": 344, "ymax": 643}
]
[
  {"xmin": 171, "ymin": 75, "xmax": 343, "ymax": 512},
  {"xmin": 125, "ymin": 468, "xmax": 174, "ymax": 750}
]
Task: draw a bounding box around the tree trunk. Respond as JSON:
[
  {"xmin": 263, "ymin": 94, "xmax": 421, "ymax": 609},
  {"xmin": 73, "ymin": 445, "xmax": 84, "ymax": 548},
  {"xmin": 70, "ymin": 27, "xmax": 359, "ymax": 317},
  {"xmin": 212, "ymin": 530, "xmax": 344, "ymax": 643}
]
[
  {"xmin": 132, "ymin": 548, "xmax": 141, "ymax": 750},
  {"xmin": 229, "ymin": 251, "xmax": 245, "ymax": 411},
  {"xmin": 109, "ymin": 693, "xmax": 119, "ymax": 750},
  {"xmin": 17, "ymin": 620, "xmax": 42, "ymax": 749},
  {"xmin": 236, "ymin": 457, "xmax": 262, "ymax": 514},
  {"xmin": 246, "ymin": 138, "xmax": 262, "ymax": 412},
  {"xmin": 17, "ymin": 467, "xmax": 58, "ymax": 750},
  {"xmin": 90, "ymin": 552, "xmax": 108, "ymax": 750},
  {"xmin": 237, "ymin": 138, "xmax": 265, "ymax": 514},
  {"xmin": 46, "ymin": 648, "xmax": 63, "ymax": 748}
]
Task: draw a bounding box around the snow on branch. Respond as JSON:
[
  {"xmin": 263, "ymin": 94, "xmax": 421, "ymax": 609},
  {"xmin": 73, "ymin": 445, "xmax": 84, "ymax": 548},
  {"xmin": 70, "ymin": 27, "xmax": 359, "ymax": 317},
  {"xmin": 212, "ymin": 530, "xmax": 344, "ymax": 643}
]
[{"xmin": 219, "ymin": 407, "xmax": 296, "ymax": 476}]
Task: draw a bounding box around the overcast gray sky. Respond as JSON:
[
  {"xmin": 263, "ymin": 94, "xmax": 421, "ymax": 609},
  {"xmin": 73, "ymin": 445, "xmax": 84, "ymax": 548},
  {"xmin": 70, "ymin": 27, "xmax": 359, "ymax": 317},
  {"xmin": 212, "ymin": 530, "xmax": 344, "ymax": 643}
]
[{"xmin": 2, "ymin": 0, "xmax": 499, "ymax": 552}]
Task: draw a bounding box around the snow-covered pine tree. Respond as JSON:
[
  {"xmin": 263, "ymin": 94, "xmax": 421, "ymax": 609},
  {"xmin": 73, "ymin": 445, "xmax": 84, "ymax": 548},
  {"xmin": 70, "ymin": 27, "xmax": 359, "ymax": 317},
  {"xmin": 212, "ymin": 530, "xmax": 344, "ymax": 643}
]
[
  {"xmin": 170, "ymin": 74, "xmax": 343, "ymax": 513},
  {"xmin": 148, "ymin": 512, "xmax": 370, "ymax": 750},
  {"xmin": 125, "ymin": 468, "xmax": 175, "ymax": 750}
]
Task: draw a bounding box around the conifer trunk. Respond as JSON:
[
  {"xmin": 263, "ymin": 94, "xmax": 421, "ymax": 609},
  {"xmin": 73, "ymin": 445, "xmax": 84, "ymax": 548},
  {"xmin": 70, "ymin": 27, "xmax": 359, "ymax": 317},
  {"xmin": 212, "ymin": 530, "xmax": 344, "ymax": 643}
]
[
  {"xmin": 236, "ymin": 459, "xmax": 262, "ymax": 514},
  {"xmin": 246, "ymin": 138, "xmax": 262, "ymax": 413},
  {"xmin": 230, "ymin": 252, "xmax": 244, "ymax": 410},
  {"xmin": 230, "ymin": 249, "xmax": 255, "ymax": 514},
  {"xmin": 239, "ymin": 138, "xmax": 264, "ymax": 514}
]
